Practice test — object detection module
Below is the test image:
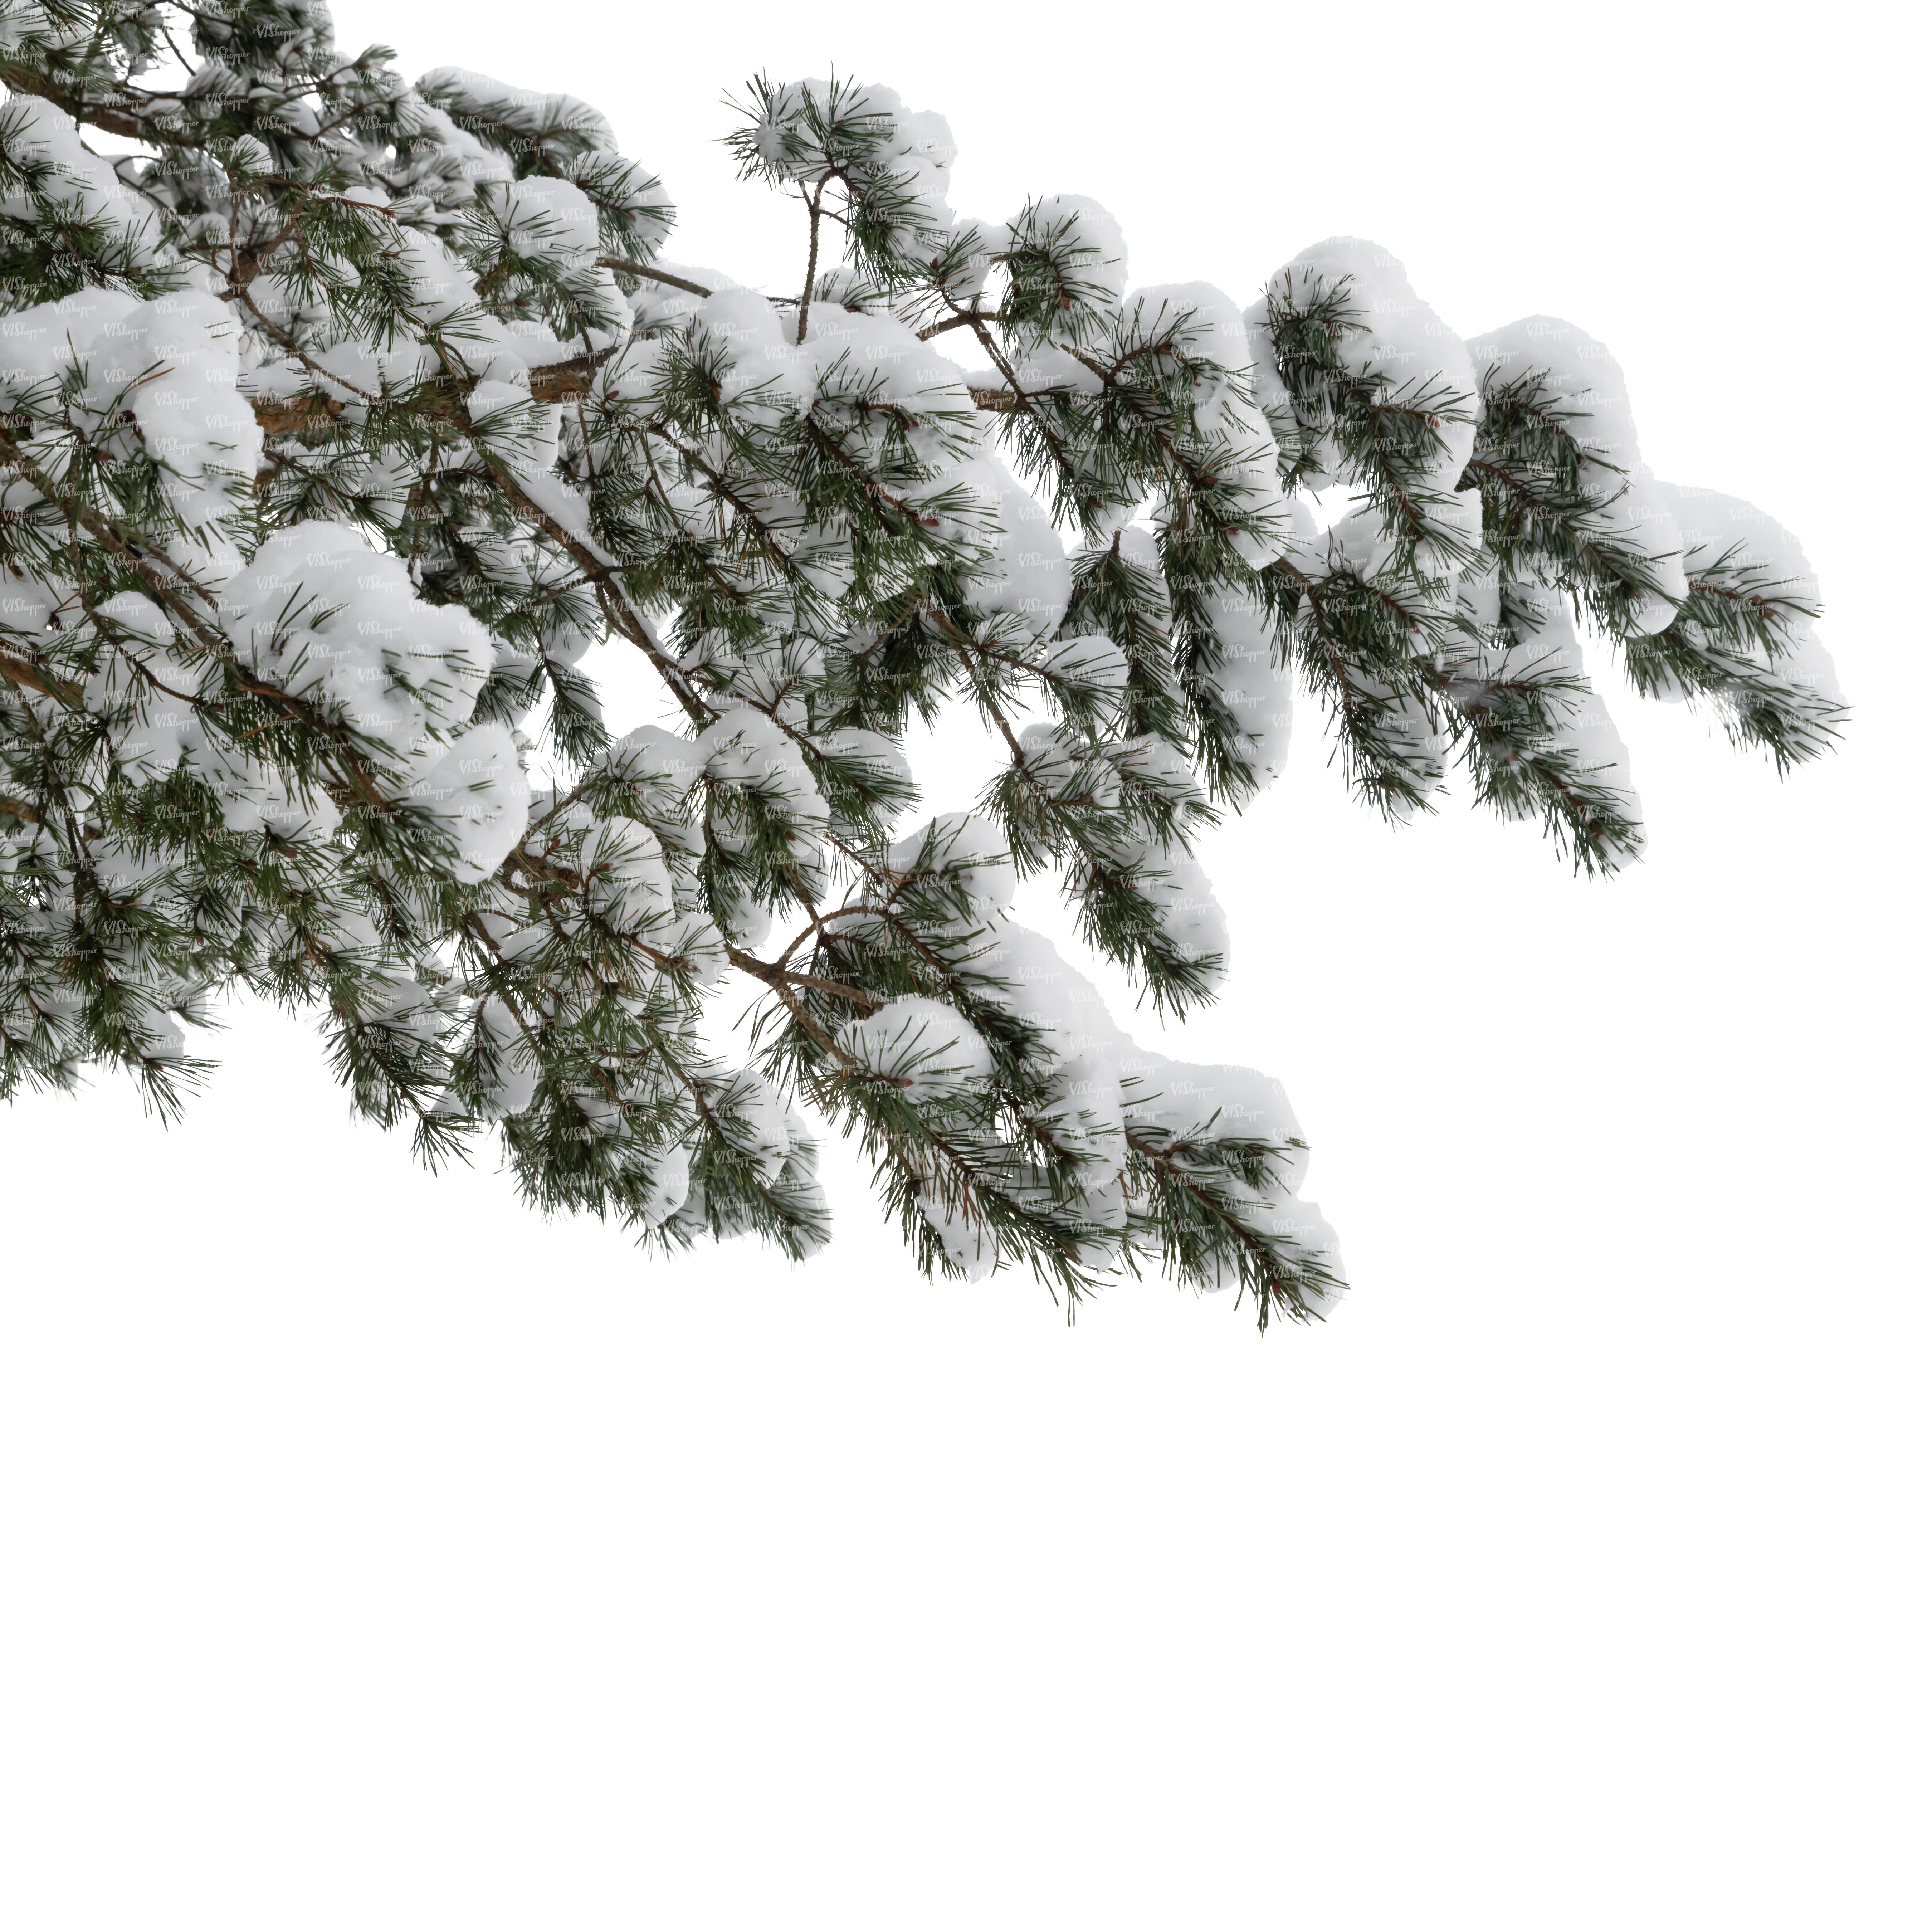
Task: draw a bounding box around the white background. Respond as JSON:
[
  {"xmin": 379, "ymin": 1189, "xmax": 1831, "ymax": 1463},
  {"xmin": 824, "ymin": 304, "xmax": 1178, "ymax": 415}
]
[{"xmin": 4, "ymin": 1, "xmax": 1926, "ymax": 1925}]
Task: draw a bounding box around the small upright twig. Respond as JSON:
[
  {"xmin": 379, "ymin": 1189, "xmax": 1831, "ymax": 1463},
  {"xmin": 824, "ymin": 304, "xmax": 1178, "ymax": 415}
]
[{"xmin": 796, "ymin": 184, "xmax": 823, "ymax": 346}]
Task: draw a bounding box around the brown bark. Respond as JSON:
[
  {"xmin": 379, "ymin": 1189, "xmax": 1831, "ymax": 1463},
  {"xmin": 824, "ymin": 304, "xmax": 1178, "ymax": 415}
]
[{"xmin": 247, "ymin": 367, "xmax": 1017, "ymax": 435}]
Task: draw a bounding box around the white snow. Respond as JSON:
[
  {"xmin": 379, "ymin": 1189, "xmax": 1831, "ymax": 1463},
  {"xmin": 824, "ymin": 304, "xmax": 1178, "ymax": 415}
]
[{"xmin": 839, "ymin": 995, "xmax": 993, "ymax": 1099}]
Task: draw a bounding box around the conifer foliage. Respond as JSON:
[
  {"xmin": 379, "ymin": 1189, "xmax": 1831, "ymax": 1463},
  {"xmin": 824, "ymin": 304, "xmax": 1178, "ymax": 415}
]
[{"xmin": 0, "ymin": 6, "xmax": 1843, "ymax": 1322}]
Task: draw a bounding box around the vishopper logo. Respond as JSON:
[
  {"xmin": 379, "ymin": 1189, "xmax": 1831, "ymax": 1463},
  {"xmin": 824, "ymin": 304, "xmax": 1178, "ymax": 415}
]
[
  {"xmin": 1056, "ymin": 1076, "xmax": 1115, "ymax": 1105},
  {"xmin": 1163, "ymin": 1074, "xmax": 1219, "ymax": 1105},
  {"xmin": 1160, "ymin": 889, "xmax": 1219, "ymax": 919}
]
